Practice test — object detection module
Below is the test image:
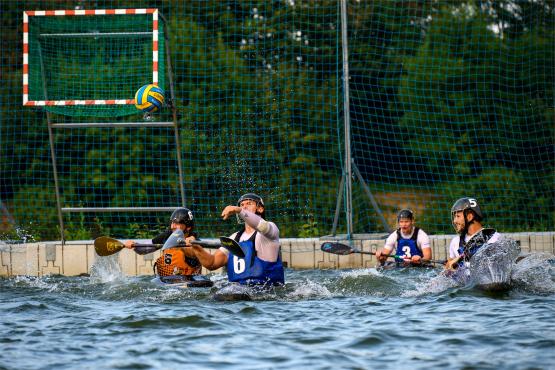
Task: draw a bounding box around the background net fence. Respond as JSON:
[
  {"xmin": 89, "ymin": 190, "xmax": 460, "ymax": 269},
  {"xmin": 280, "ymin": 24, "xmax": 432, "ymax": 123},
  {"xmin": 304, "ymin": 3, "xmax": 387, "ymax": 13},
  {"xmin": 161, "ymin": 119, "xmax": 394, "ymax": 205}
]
[{"xmin": 1, "ymin": 0, "xmax": 553, "ymax": 242}]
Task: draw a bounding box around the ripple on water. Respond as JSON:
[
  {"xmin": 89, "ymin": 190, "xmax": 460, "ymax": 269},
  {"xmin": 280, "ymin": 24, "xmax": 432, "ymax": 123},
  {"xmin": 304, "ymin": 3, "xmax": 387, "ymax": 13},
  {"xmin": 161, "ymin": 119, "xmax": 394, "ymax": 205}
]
[
  {"xmin": 116, "ymin": 314, "xmax": 218, "ymax": 329},
  {"xmin": 3, "ymin": 302, "xmax": 49, "ymax": 313},
  {"xmin": 348, "ymin": 333, "xmax": 386, "ymax": 348},
  {"xmin": 1, "ymin": 267, "xmax": 554, "ymax": 370}
]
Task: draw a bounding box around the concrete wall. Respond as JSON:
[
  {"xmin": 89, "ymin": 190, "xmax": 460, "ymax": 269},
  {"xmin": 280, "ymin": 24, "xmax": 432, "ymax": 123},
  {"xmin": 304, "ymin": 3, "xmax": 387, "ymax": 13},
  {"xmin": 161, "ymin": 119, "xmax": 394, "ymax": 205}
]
[{"xmin": 1, "ymin": 232, "xmax": 554, "ymax": 277}]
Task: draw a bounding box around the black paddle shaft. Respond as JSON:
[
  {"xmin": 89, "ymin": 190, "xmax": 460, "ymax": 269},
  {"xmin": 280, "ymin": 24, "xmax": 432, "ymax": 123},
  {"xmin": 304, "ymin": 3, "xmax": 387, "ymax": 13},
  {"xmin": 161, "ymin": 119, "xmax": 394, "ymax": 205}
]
[{"xmin": 320, "ymin": 242, "xmax": 446, "ymax": 265}]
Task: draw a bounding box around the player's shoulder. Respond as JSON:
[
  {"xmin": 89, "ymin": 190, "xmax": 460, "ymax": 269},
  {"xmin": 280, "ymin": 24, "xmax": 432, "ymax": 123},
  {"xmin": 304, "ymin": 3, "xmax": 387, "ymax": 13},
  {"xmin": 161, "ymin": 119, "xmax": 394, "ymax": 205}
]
[
  {"xmin": 416, "ymin": 227, "xmax": 429, "ymax": 237},
  {"xmin": 386, "ymin": 231, "xmax": 398, "ymax": 241},
  {"xmin": 449, "ymin": 234, "xmax": 461, "ymax": 246}
]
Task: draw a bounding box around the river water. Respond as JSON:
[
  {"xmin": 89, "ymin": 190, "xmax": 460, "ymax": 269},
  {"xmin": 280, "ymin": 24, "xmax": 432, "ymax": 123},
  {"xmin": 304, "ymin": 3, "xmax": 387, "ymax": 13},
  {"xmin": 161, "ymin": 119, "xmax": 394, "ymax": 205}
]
[{"xmin": 1, "ymin": 256, "xmax": 554, "ymax": 370}]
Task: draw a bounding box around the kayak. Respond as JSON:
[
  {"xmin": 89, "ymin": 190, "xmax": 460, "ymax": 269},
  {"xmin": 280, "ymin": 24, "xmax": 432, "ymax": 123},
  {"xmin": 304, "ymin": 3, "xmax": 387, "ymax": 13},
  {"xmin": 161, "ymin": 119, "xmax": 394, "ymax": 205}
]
[
  {"xmin": 151, "ymin": 274, "xmax": 214, "ymax": 288},
  {"xmin": 378, "ymin": 261, "xmax": 436, "ymax": 270},
  {"xmin": 212, "ymin": 284, "xmax": 253, "ymax": 301}
]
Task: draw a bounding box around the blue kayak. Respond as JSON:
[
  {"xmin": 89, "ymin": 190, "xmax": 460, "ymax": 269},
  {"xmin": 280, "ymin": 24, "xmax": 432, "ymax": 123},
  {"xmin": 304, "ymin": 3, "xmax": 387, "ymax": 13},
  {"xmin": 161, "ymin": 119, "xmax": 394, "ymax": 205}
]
[{"xmin": 151, "ymin": 275, "xmax": 214, "ymax": 288}]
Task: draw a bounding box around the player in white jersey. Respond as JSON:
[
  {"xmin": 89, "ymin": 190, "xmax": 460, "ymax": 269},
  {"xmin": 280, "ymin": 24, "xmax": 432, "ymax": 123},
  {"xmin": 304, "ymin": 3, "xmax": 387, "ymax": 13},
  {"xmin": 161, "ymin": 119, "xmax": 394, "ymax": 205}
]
[
  {"xmin": 445, "ymin": 197, "xmax": 501, "ymax": 271},
  {"xmin": 375, "ymin": 209, "xmax": 432, "ymax": 267}
]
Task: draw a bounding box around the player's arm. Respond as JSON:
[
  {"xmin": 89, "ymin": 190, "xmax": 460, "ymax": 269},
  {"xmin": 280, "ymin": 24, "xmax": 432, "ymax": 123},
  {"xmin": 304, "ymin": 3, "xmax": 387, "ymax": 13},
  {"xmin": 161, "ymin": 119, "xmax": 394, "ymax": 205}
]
[{"xmin": 190, "ymin": 245, "xmax": 228, "ymax": 270}]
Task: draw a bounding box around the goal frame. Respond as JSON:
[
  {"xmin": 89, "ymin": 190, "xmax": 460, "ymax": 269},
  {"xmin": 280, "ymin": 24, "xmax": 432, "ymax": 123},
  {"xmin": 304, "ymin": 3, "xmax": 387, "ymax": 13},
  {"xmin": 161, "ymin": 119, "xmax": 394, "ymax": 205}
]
[{"xmin": 23, "ymin": 8, "xmax": 160, "ymax": 107}]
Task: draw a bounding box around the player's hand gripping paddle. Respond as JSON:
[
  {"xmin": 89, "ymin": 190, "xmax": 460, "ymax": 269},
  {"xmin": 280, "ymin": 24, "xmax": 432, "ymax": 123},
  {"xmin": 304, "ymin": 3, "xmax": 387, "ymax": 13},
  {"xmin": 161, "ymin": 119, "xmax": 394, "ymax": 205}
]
[
  {"xmin": 94, "ymin": 236, "xmax": 220, "ymax": 256},
  {"xmin": 320, "ymin": 242, "xmax": 446, "ymax": 265}
]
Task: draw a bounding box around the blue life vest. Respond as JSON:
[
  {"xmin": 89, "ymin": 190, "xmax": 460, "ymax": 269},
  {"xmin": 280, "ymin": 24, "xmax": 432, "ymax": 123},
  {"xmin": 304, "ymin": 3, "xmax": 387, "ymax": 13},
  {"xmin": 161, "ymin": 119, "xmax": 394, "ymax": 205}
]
[
  {"xmin": 226, "ymin": 230, "xmax": 285, "ymax": 286},
  {"xmin": 395, "ymin": 227, "xmax": 422, "ymax": 262}
]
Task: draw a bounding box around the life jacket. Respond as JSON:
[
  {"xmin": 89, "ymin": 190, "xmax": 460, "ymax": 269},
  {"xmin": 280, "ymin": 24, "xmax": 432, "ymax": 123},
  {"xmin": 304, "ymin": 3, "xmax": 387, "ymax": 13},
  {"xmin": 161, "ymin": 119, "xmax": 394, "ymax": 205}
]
[
  {"xmin": 456, "ymin": 228, "xmax": 497, "ymax": 267},
  {"xmin": 395, "ymin": 227, "xmax": 422, "ymax": 264},
  {"xmin": 154, "ymin": 248, "xmax": 201, "ymax": 277},
  {"xmin": 226, "ymin": 229, "xmax": 285, "ymax": 286}
]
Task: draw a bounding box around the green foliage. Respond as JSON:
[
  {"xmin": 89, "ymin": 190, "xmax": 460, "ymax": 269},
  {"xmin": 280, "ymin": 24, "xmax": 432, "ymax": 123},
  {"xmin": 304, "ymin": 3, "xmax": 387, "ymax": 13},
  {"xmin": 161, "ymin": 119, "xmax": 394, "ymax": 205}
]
[
  {"xmin": 124, "ymin": 223, "xmax": 160, "ymax": 239},
  {"xmin": 1, "ymin": 0, "xmax": 553, "ymax": 240},
  {"xmin": 298, "ymin": 219, "xmax": 321, "ymax": 238}
]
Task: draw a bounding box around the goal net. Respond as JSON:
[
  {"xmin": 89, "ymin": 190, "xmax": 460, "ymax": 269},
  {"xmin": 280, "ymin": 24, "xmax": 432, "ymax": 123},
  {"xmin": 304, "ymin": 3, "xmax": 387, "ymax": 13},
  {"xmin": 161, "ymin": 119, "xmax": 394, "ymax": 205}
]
[{"xmin": 23, "ymin": 9, "xmax": 165, "ymax": 117}]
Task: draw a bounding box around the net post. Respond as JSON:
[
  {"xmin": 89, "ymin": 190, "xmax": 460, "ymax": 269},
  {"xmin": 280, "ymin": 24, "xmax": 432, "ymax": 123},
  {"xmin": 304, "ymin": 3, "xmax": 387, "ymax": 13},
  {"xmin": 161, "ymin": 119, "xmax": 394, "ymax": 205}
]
[
  {"xmin": 331, "ymin": 174, "xmax": 345, "ymax": 236},
  {"xmin": 340, "ymin": 0, "xmax": 353, "ymax": 238},
  {"xmin": 159, "ymin": 12, "xmax": 186, "ymax": 207}
]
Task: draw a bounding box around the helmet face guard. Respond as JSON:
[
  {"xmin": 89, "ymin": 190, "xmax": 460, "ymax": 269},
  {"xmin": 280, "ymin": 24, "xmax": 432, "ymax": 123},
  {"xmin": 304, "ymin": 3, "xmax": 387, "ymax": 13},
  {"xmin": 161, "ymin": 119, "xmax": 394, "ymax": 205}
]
[{"xmin": 170, "ymin": 207, "xmax": 194, "ymax": 227}]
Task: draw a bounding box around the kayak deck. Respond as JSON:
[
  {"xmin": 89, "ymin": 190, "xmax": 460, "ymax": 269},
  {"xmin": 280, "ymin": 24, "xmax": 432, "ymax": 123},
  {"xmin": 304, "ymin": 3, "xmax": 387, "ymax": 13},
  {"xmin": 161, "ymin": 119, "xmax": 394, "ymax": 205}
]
[{"xmin": 152, "ymin": 275, "xmax": 214, "ymax": 288}]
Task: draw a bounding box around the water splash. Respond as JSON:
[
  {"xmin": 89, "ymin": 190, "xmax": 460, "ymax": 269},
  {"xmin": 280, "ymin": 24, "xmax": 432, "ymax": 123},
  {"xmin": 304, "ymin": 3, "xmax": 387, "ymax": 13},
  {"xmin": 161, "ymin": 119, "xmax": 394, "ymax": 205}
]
[
  {"xmin": 287, "ymin": 279, "xmax": 332, "ymax": 299},
  {"xmin": 511, "ymin": 252, "xmax": 555, "ymax": 294},
  {"xmin": 339, "ymin": 268, "xmax": 380, "ymax": 279},
  {"xmin": 12, "ymin": 275, "xmax": 60, "ymax": 291},
  {"xmin": 0, "ymin": 225, "xmax": 36, "ymax": 244},
  {"xmin": 469, "ymin": 237, "xmax": 521, "ymax": 288},
  {"xmin": 89, "ymin": 255, "xmax": 126, "ymax": 284},
  {"xmin": 403, "ymin": 274, "xmax": 458, "ymax": 297}
]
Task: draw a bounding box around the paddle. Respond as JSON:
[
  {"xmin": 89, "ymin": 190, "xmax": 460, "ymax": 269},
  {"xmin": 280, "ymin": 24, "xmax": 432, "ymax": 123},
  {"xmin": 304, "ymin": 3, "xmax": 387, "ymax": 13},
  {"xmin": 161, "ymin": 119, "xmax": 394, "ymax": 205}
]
[
  {"xmin": 160, "ymin": 229, "xmax": 245, "ymax": 258},
  {"xmin": 320, "ymin": 241, "xmax": 446, "ymax": 265},
  {"xmin": 94, "ymin": 235, "xmax": 245, "ymax": 258}
]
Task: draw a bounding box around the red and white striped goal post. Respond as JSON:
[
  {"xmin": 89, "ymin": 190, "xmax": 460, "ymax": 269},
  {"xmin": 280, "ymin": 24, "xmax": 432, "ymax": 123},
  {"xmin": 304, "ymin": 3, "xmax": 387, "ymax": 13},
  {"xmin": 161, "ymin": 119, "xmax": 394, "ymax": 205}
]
[{"xmin": 23, "ymin": 8, "xmax": 159, "ymax": 107}]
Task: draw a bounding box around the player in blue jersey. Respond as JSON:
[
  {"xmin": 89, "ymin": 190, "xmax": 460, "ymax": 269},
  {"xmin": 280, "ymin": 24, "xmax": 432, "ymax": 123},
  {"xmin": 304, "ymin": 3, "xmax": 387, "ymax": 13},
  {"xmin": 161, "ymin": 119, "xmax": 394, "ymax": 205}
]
[
  {"xmin": 375, "ymin": 209, "xmax": 432, "ymax": 267},
  {"xmin": 191, "ymin": 193, "xmax": 285, "ymax": 286}
]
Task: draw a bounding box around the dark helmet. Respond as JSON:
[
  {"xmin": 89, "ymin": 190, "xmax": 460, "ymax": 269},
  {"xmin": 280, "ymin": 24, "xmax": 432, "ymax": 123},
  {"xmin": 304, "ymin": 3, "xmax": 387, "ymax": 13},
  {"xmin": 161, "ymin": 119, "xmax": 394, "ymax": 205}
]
[
  {"xmin": 237, "ymin": 193, "xmax": 265, "ymax": 220},
  {"xmin": 397, "ymin": 209, "xmax": 414, "ymax": 221},
  {"xmin": 169, "ymin": 207, "xmax": 194, "ymax": 226},
  {"xmin": 451, "ymin": 197, "xmax": 483, "ymax": 221},
  {"xmin": 237, "ymin": 193, "xmax": 264, "ymax": 207}
]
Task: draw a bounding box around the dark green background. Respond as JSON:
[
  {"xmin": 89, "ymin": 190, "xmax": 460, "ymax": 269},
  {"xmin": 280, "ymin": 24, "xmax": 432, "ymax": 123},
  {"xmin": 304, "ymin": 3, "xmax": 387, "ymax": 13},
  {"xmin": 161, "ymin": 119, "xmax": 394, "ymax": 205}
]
[{"xmin": 1, "ymin": 0, "xmax": 553, "ymax": 241}]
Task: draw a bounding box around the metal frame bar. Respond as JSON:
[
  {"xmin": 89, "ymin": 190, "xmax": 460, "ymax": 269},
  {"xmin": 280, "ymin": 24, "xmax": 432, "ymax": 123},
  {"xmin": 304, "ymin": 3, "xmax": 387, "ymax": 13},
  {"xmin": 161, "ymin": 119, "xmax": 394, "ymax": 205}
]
[
  {"xmin": 332, "ymin": 1, "xmax": 389, "ymax": 237},
  {"xmin": 35, "ymin": 10, "xmax": 183, "ymax": 244},
  {"xmin": 62, "ymin": 207, "xmax": 178, "ymax": 213},
  {"xmin": 339, "ymin": 0, "xmax": 353, "ymax": 238}
]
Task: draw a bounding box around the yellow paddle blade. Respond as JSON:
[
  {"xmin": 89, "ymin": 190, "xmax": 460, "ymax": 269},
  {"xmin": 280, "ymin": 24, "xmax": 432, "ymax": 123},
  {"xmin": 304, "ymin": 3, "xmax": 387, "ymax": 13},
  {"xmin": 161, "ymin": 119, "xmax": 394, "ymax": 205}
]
[{"xmin": 94, "ymin": 236, "xmax": 125, "ymax": 256}]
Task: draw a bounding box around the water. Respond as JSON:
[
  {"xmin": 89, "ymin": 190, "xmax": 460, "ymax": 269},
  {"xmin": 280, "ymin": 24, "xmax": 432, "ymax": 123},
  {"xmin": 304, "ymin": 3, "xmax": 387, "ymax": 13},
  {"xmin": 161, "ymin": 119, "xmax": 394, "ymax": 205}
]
[{"xmin": 1, "ymin": 258, "xmax": 555, "ymax": 370}]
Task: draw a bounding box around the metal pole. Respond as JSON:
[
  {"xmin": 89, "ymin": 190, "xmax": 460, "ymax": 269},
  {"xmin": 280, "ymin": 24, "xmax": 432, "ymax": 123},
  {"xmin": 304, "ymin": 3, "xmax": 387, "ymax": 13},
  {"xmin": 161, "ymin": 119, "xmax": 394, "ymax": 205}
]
[
  {"xmin": 331, "ymin": 174, "xmax": 345, "ymax": 236},
  {"xmin": 340, "ymin": 0, "xmax": 353, "ymax": 237},
  {"xmin": 37, "ymin": 41, "xmax": 65, "ymax": 244},
  {"xmin": 352, "ymin": 161, "xmax": 392, "ymax": 233},
  {"xmin": 160, "ymin": 12, "xmax": 186, "ymax": 207}
]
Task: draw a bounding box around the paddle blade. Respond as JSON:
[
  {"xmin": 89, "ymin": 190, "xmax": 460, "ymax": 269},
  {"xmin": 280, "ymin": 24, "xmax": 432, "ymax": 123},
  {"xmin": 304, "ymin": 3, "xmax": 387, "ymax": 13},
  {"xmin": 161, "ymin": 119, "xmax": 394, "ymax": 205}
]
[
  {"xmin": 320, "ymin": 242, "xmax": 354, "ymax": 255},
  {"xmin": 161, "ymin": 229, "xmax": 185, "ymax": 251},
  {"xmin": 219, "ymin": 237, "xmax": 246, "ymax": 258},
  {"xmin": 94, "ymin": 236, "xmax": 124, "ymax": 256}
]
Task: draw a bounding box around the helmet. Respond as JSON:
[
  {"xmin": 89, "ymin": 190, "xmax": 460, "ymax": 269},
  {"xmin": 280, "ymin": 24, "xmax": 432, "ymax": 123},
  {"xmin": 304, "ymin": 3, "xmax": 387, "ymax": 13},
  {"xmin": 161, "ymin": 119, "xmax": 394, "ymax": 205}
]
[
  {"xmin": 397, "ymin": 209, "xmax": 414, "ymax": 221},
  {"xmin": 236, "ymin": 193, "xmax": 265, "ymax": 222},
  {"xmin": 451, "ymin": 197, "xmax": 483, "ymax": 221},
  {"xmin": 169, "ymin": 207, "xmax": 194, "ymax": 226},
  {"xmin": 237, "ymin": 193, "xmax": 264, "ymax": 207}
]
